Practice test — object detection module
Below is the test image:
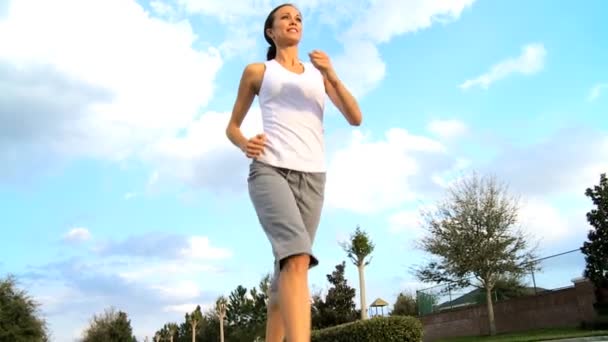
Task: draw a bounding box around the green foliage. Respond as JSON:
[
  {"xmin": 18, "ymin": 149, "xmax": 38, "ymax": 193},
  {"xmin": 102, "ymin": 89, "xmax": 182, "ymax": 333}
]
[
  {"xmin": 312, "ymin": 262, "xmax": 358, "ymax": 329},
  {"xmin": 312, "ymin": 315, "xmax": 423, "ymax": 342},
  {"xmin": 342, "ymin": 225, "xmax": 375, "ymax": 267},
  {"xmin": 414, "ymin": 173, "xmax": 539, "ymax": 335},
  {"xmin": 391, "ymin": 292, "xmax": 418, "ymax": 317},
  {"xmin": 0, "ymin": 275, "xmax": 49, "ymax": 342},
  {"xmin": 155, "ymin": 322, "xmax": 178, "ymax": 342},
  {"xmin": 581, "ymin": 173, "xmax": 608, "ymax": 295},
  {"xmin": 415, "ymin": 173, "xmax": 538, "ymax": 290},
  {"xmin": 225, "ymin": 280, "xmax": 268, "ymax": 341},
  {"xmin": 416, "ymin": 291, "xmax": 439, "ymax": 316},
  {"xmin": 158, "ymin": 274, "xmax": 270, "ymax": 342},
  {"xmin": 81, "ymin": 307, "xmax": 137, "ymax": 342}
]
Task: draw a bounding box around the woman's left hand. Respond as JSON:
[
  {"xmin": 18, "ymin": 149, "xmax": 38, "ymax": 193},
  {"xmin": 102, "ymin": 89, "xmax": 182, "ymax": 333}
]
[{"xmin": 309, "ymin": 50, "xmax": 338, "ymax": 84}]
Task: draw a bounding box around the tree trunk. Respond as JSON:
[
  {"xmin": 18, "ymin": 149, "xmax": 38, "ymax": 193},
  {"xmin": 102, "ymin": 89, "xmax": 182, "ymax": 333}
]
[
  {"xmin": 191, "ymin": 322, "xmax": 196, "ymax": 342},
  {"xmin": 220, "ymin": 315, "xmax": 224, "ymax": 342},
  {"xmin": 358, "ymin": 263, "xmax": 368, "ymax": 319},
  {"xmin": 486, "ymin": 285, "xmax": 496, "ymax": 336}
]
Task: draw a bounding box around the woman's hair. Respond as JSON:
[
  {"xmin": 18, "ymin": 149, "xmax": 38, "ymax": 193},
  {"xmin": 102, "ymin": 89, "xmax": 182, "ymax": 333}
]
[{"xmin": 264, "ymin": 3, "xmax": 296, "ymax": 60}]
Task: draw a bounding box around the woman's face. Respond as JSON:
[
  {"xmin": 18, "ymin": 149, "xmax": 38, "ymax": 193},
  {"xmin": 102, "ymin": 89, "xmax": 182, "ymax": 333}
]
[{"xmin": 266, "ymin": 5, "xmax": 302, "ymax": 46}]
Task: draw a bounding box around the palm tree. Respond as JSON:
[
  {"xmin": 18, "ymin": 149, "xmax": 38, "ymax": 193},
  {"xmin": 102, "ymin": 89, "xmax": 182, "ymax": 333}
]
[
  {"xmin": 186, "ymin": 306, "xmax": 203, "ymax": 342},
  {"xmin": 341, "ymin": 225, "xmax": 375, "ymax": 319},
  {"xmin": 167, "ymin": 322, "xmax": 178, "ymax": 342},
  {"xmin": 216, "ymin": 296, "xmax": 228, "ymax": 342}
]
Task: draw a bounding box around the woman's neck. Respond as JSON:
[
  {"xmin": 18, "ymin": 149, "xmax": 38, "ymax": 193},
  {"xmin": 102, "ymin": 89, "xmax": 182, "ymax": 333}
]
[{"xmin": 274, "ymin": 45, "xmax": 299, "ymax": 65}]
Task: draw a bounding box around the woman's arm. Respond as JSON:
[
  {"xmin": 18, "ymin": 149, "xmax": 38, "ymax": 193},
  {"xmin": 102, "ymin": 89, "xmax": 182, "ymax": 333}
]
[
  {"xmin": 226, "ymin": 63, "xmax": 266, "ymax": 158},
  {"xmin": 324, "ymin": 77, "xmax": 362, "ymax": 126},
  {"xmin": 309, "ymin": 50, "xmax": 362, "ymax": 126}
]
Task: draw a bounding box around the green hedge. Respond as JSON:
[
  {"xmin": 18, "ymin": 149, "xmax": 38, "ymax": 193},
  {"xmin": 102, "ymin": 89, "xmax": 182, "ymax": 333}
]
[{"xmin": 311, "ymin": 316, "xmax": 423, "ymax": 342}]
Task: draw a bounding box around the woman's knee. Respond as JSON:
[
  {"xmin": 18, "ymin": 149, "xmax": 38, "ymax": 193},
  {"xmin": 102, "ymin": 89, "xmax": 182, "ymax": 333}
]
[{"xmin": 280, "ymin": 254, "xmax": 311, "ymax": 274}]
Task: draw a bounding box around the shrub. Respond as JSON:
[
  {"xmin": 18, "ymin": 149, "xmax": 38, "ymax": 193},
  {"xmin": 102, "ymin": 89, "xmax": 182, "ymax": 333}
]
[{"xmin": 311, "ymin": 315, "xmax": 423, "ymax": 342}]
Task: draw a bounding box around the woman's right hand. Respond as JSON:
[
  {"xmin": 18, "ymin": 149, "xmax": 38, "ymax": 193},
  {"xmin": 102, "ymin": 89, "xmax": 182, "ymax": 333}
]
[{"xmin": 242, "ymin": 133, "xmax": 266, "ymax": 158}]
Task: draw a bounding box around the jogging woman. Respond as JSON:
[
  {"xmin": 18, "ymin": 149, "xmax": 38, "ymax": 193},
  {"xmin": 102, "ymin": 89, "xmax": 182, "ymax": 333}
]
[{"xmin": 226, "ymin": 3, "xmax": 362, "ymax": 341}]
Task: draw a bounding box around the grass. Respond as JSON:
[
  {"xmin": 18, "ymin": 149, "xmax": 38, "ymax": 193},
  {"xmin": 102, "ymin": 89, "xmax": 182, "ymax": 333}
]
[{"xmin": 436, "ymin": 328, "xmax": 608, "ymax": 342}]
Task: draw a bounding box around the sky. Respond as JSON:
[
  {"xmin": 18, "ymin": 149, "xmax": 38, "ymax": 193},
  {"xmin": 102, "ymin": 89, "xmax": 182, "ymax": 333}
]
[{"xmin": 1, "ymin": 0, "xmax": 607, "ymax": 340}]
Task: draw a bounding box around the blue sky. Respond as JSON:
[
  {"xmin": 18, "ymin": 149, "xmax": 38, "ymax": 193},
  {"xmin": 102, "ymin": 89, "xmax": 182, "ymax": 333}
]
[{"xmin": 1, "ymin": 0, "xmax": 607, "ymax": 340}]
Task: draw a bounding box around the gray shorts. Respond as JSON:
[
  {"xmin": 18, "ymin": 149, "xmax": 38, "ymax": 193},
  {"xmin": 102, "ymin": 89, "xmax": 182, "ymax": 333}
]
[{"xmin": 247, "ymin": 160, "xmax": 326, "ymax": 295}]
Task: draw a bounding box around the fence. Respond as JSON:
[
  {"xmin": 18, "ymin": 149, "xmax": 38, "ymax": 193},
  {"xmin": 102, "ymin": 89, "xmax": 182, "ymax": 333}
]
[{"xmin": 415, "ymin": 248, "xmax": 586, "ymax": 316}]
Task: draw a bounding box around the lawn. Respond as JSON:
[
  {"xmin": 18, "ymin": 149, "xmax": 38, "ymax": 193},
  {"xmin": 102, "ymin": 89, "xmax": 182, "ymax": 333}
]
[{"xmin": 436, "ymin": 328, "xmax": 608, "ymax": 342}]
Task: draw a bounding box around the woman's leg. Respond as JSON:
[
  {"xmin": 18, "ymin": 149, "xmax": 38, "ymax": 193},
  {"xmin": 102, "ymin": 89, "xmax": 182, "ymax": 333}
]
[
  {"xmin": 279, "ymin": 254, "xmax": 311, "ymax": 342},
  {"xmin": 248, "ymin": 162, "xmax": 316, "ymax": 341},
  {"xmin": 265, "ymin": 292, "xmax": 285, "ymax": 342}
]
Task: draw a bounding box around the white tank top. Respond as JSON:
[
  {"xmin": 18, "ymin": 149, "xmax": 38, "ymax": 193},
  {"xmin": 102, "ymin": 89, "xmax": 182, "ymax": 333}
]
[{"xmin": 256, "ymin": 59, "xmax": 326, "ymax": 172}]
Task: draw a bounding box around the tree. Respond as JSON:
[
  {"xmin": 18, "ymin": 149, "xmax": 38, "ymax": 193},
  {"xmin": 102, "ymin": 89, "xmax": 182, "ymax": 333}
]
[
  {"xmin": 216, "ymin": 296, "xmax": 227, "ymax": 342},
  {"xmin": 312, "ymin": 262, "xmax": 358, "ymax": 329},
  {"xmin": 222, "ymin": 274, "xmax": 270, "ymax": 341},
  {"xmin": 82, "ymin": 307, "xmax": 137, "ymax": 342},
  {"xmin": 581, "ymin": 173, "xmax": 608, "ymax": 304},
  {"xmin": 152, "ymin": 274, "xmax": 271, "ymax": 342},
  {"xmin": 391, "ymin": 292, "xmax": 417, "ymax": 317},
  {"xmin": 414, "ymin": 173, "xmax": 538, "ymax": 336},
  {"xmin": 167, "ymin": 323, "xmax": 178, "ymax": 342},
  {"xmin": 341, "ymin": 225, "xmax": 374, "ymax": 319},
  {"xmin": 185, "ymin": 306, "xmax": 203, "ymax": 342},
  {"xmin": 155, "ymin": 322, "xmax": 178, "ymax": 342},
  {"xmin": 0, "ymin": 274, "xmax": 49, "ymax": 342}
]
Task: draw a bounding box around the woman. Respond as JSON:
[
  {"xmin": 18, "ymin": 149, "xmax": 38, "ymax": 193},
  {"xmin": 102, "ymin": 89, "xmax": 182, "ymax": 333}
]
[{"xmin": 226, "ymin": 3, "xmax": 362, "ymax": 341}]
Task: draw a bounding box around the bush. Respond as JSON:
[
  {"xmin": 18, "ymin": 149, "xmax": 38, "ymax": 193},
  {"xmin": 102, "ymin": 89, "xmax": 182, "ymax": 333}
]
[{"xmin": 311, "ymin": 315, "xmax": 423, "ymax": 342}]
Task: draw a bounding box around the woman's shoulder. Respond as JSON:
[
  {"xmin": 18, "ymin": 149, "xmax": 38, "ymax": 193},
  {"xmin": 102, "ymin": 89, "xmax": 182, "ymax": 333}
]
[
  {"xmin": 241, "ymin": 62, "xmax": 267, "ymax": 94},
  {"xmin": 243, "ymin": 62, "xmax": 267, "ymax": 76}
]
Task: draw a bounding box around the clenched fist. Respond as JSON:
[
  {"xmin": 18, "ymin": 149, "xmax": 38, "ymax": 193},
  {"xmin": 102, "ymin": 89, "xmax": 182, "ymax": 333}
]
[{"xmin": 308, "ymin": 50, "xmax": 338, "ymax": 83}]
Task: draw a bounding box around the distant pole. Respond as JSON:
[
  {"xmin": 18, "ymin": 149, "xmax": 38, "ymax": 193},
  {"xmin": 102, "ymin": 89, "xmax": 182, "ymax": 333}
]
[
  {"xmin": 448, "ymin": 285, "xmax": 453, "ymax": 310},
  {"xmin": 531, "ymin": 268, "xmax": 537, "ymax": 294}
]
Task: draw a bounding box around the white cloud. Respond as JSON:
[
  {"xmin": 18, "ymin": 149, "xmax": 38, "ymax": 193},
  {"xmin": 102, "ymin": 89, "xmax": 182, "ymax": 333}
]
[
  {"xmin": 177, "ymin": 0, "xmax": 265, "ymax": 20},
  {"xmin": 163, "ymin": 302, "xmax": 214, "ymax": 314},
  {"xmin": 177, "ymin": 0, "xmax": 342, "ymax": 21},
  {"xmin": 345, "ymin": 0, "xmax": 476, "ymax": 44},
  {"xmin": 180, "ymin": 0, "xmax": 475, "ymax": 98},
  {"xmin": 388, "ymin": 210, "xmax": 424, "ymax": 235},
  {"xmin": 180, "ymin": 236, "xmax": 233, "ymax": 260},
  {"xmin": 0, "ymin": 0, "xmax": 222, "ymax": 170},
  {"xmin": 335, "ymin": 230, "xmax": 350, "ymax": 245},
  {"xmin": 151, "ymin": 280, "xmax": 201, "ymax": 301},
  {"xmin": 330, "ymin": 0, "xmax": 475, "ymax": 97},
  {"xmin": 325, "ymin": 127, "xmax": 461, "ymax": 214},
  {"xmin": 484, "ymin": 128, "xmax": 608, "ymax": 198},
  {"xmin": 142, "ymin": 109, "xmax": 263, "ymax": 192},
  {"xmin": 25, "ymin": 256, "xmax": 223, "ymax": 342},
  {"xmin": 1, "ymin": 0, "xmax": 480, "ymax": 186},
  {"xmin": 95, "ymin": 232, "xmax": 234, "ymax": 262},
  {"xmin": 518, "ymin": 198, "xmax": 571, "ymax": 243},
  {"xmin": 63, "ymin": 227, "xmax": 92, "ymax": 243},
  {"xmin": 333, "ymin": 40, "xmax": 386, "ymax": 98},
  {"xmin": 150, "ymin": 0, "xmax": 178, "ymax": 17},
  {"xmin": 117, "ymin": 261, "xmax": 220, "ymax": 282},
  {"xmin": 588, "ymin": 83, "xmax": 608, "ymax": 102},
  {"xmin": 460, "ymin": 43, "xmax": 546, "ymax": 90},
  {"xmin": 427, "ymin": 119, "xmax": 468, "ymax": 140}
]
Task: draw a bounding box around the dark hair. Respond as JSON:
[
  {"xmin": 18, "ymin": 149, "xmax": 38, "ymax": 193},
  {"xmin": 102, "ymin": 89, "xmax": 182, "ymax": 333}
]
[{"xmin": 264, "ymin": 3, "xmax": 296, "ymax": 60}]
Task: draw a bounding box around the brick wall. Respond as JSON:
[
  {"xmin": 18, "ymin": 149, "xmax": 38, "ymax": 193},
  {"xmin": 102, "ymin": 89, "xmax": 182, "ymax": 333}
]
[{"xmin": 420, "ymin": 278, "xmax": 597, "ymax": 342}]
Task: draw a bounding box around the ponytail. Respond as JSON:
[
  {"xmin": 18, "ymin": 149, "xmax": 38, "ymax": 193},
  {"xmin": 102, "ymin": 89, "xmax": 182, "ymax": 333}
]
[{"xmin": 266, "ymin": 44, "xmax": 276, "ymax": 60}]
